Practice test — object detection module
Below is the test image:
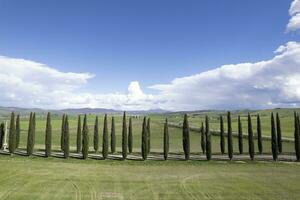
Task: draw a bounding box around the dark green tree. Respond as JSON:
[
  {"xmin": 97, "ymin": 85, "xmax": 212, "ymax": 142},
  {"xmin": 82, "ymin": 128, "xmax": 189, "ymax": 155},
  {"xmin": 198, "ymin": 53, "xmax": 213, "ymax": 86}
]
[
  {"xmin": 61, "ymin": 114, "xmax": 65, "ymax": 151},
  {"xmin": 27, "ymin": 112, "xmax": 33, "ymax": 155},
  {"xmin": 122, "ymin": 112, "xmax": 127, "ymax": 160},
  {"xmin": 111, "ymin": 117, "xmax": 116, "ymax": 153},
  {"xmin": 141, "ymin": 117, "xmax": 148, "ymax": 160},
  {"xmin": 82, "ymin": 114, "xmax": 89, "ymax": 159},
  {"xmin": 205, "ymin": 116, "xmax": 211, "ymax": 160},
  {"xmin": 16, "ymin": 114, "xmax": 20, "ymax": 148},
  {"xmin": 257, "ymin": 114, "xmax": 263, "ymax": 154},
  {"xmin": 220, "ymin": 115, "xmax": 225, "ymax": 154},
  {"xmin": 238, "ymin": 116, "xmax": 243, "ymax": 154},
  {"xmin": 63, "ymin": 115, "xmax": 70, "ymax": 158},
  {"xmin": 102, "ymin": 114, "xmax": 108, "ymax": 159},
  {"xmin": 248, "ymin": 113, "xmax": 254, "ymax": 160},
  {"xmin": 128, "ymin": 117, "xmax": 133, "ymax": 154},
  {"xmin": 276, "ymin": 113, "xmax": 282, "ymax": 154},
  {"xmin": 94, "ymin": 116, "xmax": 99, "ymax": 152},
  {"xmin": 271, "ymin": 113, "xmax": 278, "ymax": 161},
  {"xmin": 163, "ymin": 118, "xmax": 169, "ymax": 160},
  {"xmin": 294, "ymin": 112, "xmax": 300, "ymax": 161},
  {"xmin": 8, "ymin": 112, "xmax": 16, "ymax": 154},
  {"xmin": 0, "ymin": 123, "xmax": 4, "ymax": 149},
  {"xmin": 200, "ymin": 122, "xmax": 206, "ymax": 154},
  {"xmin": 147, "ymin": 118, "xmax": 151, "ymax": 154},
  {"xmin": 227, "ymin": 112, "xmax": 233, "ymax": 160},
  {"xmin": 45, "ymin": 112, "xmax": 52, "ymax": 157},
  {"xmin": 76, "ymin": 115, "xmax": 82, "ymax": 153},
  {"xmin": 182, "ymin": 114, "xmax": 190, "ymax": 160}
]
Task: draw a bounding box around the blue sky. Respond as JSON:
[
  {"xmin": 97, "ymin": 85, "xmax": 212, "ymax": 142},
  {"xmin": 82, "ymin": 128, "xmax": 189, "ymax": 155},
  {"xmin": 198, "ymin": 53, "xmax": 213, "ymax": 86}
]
[{"xmin": 0, "ymin": 0, "xmax": 300, "ymax": 110}]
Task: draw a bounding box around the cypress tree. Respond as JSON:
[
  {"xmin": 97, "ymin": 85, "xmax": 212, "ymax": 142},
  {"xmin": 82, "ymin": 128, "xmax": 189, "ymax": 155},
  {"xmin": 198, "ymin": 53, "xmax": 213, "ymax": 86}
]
[
  {"xmin": 111, "ymin": 116, "xmax": 116, "ymax": 153},
  {"xmin": 102, "ymin": 114, "xmax": 108, "ymax": 159},
  {"xmin": 182, "ymin": 114, "xmax": 190, "ymax": 160},
  {"xmin": 248, "ymin": 113, "xmax": 254, "ymax": 160},
  {"xmin": 200, "ymin": 122, "xmax": 206, "ymax": 154},
  {"xmin": 128, "ymin": 117, "xmax": 133, "ymax": 154},
  {"xmin": 147, "ymin": 118, "xmax": 151, "ymax": 154},
  {"xmin": 257, "ymin": 114, "xmax": 263, "ymax": 154},
  {"xmin": 163, "ymin": 118, "xmax": 169, "ymax": 160},
  {"xmin": 16, "ymin": 114, "xmax": 20, "ymax": 148},
  {"xmin": 227, "ymin": 112, "xmax": 233, "ymax": 160},
  {"xmin": 0, "ymin": 123, "xmax": 4, "ymax": 149},
  {"xmin": 294, "ymin": 113, "xmax": 300, "ymax": 161},
  {"xmin": 63, "ymin": 115, "xmax": 70, "ymax": 158},
  {"xmin": 27, "ymin": 112, "xmax": 33, "ymax": 155},
  {"xmin": 271, "ymin": 113, "xmax": 278, "ymax": 161},
  {"xmin": 122, "ymin": 112, "xmax": 127, "ymax": 160},
  {"xmin": 94, "ymin": 116, "xmax": 99, "ymax": 152},
  {"xmin": 220, "ymin": 115, "xmax": 225, "ymax": 154},
  {"xmin": 205, "ymin": 116, "xmax": 211, "ymax": 160},
  {"xmin": 61, "ymin": 114, "xmax": 65, "ymax": 151},
  {"xmin": 45, "ymin": 112, "xmax": 52, "ymax": 157},
  {"xmin": 76, "ymin": 115, "xmax": 82, "ymax": 153},
  {"xmin": 8, "ymin": 112, "xmax": 16, "ymax": 154},
  {"xmin": 82, "ymin": 114, "xmax": 89, "ymax": 159},
  {"xmin": 276, "ymin": 113, "xmax": 282, "ymax": 154},
  {"xmin": 141, "ymin": 117, "xmax": 148, "ymax": 160},
  {"xmin": 238, "ymin": 116, "xmax": 243, "ymax": 154}
]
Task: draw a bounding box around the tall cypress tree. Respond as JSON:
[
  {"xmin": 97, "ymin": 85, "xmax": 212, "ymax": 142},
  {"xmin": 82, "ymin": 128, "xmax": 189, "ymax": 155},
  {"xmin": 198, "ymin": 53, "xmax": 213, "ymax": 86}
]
[
  {"xmin": 111, "ymin": 116, "xmax": 116, "ymax": 154},
  {"xmin": 63, "ymin": 115, "xmax": 70, "ymax": 158},
  {"xmin": 182, "ymin": 114, "xmax": 190, "ymax": 160},
  {"xmin": 205, "ymin": 116, "xmax": 211, "ymax": 160},
  {"xmin": 61, "ymin": 114, "xmax": 65, "ymax": 151},
  {"xmin": 238, "ymin": 116, "xmax": 243, "ymax": 154},
  {"xmin": 294, "ymin": 113, "xmax": 300, "ymax": 162},
  {"xmin": 227, "ymin": 112, "xmax": 233, "ymax": 160},
  {"xmin": 147, "ymin": 118, "xmax": 151, "ymax": 154},
  {"xmin": 220, "ymin": 115, "xmax": 225, "ymax": 154},
  {"xmin": 257, "ymin": 114, "xmax": 263, "ymax": 154},
  {"xmin": 163, "ymin": 118, "xmax": 169, "ymax": 160},
  {"xmin": 94, "ymin": 116, "xmax": 99, "ymax": 152},
  {"xmin": 102, "ymin": 114, "xmax": 108, "ymax": 159},
  {"xmin": 122, "ymin": 112, "xmax": 127, "ymax": 160},
  {"xmin": 82, "ymin": 114, "xmax": 89, "ymax": 159},
  {"xmin": 0, "ymin": 123, "xmax": 4, "ymax": 149},
  {"xmin": 276, "ymin": 113, "xmax": 282, "ymax": 154},
  {"xmin": 248, "ymin": 113, "xmax": 254, "ymax": 160},
  {"xmin": 16, "ymin": 114, "xmax": 20, "ymax": 149},
  {"xmin": 141, "ymin": 117, "xmax": 148, "ymax": 160},
  {"xmin": 45, "ymin": 112, "xmax": 52, "ymax": 157},
  {"xmin": 8, "ymin": 112, "xmax": 16, "ymax": 154},
  {"xmin": 128, "ymin": 117, "xmax": 133, "ymax": 154},
  {"xmin": 27, "ymin": 112, "xmax": 33, "ymax": 155},
  {"xmin": 271, "ymin": 113, "xmax": 278, "ymax": 161},
  {"xmin": 76, "ymin": 115, "xmax": 82, "ymax": 153},
  {"xmin": 200, "ymin": 122, "xmax": 206, "ymax": 154}
]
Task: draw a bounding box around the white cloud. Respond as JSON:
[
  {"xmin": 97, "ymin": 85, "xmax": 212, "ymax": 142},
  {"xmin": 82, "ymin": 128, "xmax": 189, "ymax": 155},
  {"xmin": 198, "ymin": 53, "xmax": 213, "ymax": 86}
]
[{"xmin": 287, "ymin": 0, "xmax": 300, "ymax": 31}]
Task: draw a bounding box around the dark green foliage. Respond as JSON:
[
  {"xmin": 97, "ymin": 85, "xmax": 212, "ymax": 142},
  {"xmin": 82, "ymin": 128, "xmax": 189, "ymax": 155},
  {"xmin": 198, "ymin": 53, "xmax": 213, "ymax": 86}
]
[
  {"xmin": 8, "ymin": 112, "xmax": 16, "ymax": 153},
  {"xmin": 102, "ymin": 114, "xmax": 108, "ymax": 159},
  {"xmin": 182, "ymin": 114, "xmax": 190, "ymax": 160},
  {"xmin": 82, "ymin": 114, "xmax": 89, "ymax": 159},
  {"xmin": 238, "ymin": 116, "xmax": 243, "ymax": 154},
  {"xmin": 141, "ymin": 117, "xmax": 148, "ymax": 160},
  {"xmin": 163, "ymin": 118, "xmax": 169, "ymax": 160},
  {"xmin": 128, "ymin": 117, "xmax": 133, "ymax": 154},
  {"xmin": 276, "ymin": 113, "xmax": 282, "ymax": 154},
  {"xmin": 122, "ymin": 112, "xmax": 127, "ymax": 160},
  {"xmin": 0, "ymin": 123, "xmax": 4, "ymax": 149},
  {"xmin": 248, "ymin": 113, "xmax": 254, "ymax": 160},
  {"xmin": 94, "ymin": 116, "xmax": 99, "ymax": 152},
  {"xmin": 63, "ymin": 115, "xmax": 70, "ymax": 158},
  {"xmin": 257, "ymin": 114, "xmax": 263, "ymax": 154},
  {"xmin": 45, "ymin": 112, "xmax": 52, "ymax": 157},
  {"xmin": 227, "ymin": 112, "xmax": 233, "ymax": 160},
  {"xmin": 76, "ymin": 115, "xmax": 82, "ymax": 153},
  {"xmin": 271, "ymin": 113, "xmax": 278, "ymax": 161},
  {"xmin": 61, "ymin": 114, "xmax": 65, "ymax": 151},
  {"xmin": 16, "ymin": 114, "xmax": 20, "ymax": 148},
  {"xmin": 147, "ymin": 118, "xmax": 151, "ymax": 154},
  {"xmin": 111, "ymin": 117, "xmax": 116, "ymax": 154},
  {"xmin": 294, "ymin": 112, "xmax": 300, "ymax": 161},
  {"xmin": 220, "ymin": 115, "xmax": 225, "ymax": 154},
  {"xmin": 205, "ymin": 116, "xmax": 211, "ymax": 160},
  {"xmin": 27, "ymin": 112, "xmax": 35, "ymax": 155},
  {"xmin": 200, "ymin": 122, "xmax": 206, "ymax": 154}
]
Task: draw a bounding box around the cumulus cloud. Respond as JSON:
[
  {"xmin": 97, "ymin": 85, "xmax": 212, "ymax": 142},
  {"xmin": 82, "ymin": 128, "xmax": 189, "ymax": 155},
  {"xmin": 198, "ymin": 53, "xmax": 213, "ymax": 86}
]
[
  {"xmin": 150, "ymin": 41, "xmax": 300, "ymax": 110},
  {"xmin": 287, "ymin": 0, "xmax": 300, "ymax": 31}
]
